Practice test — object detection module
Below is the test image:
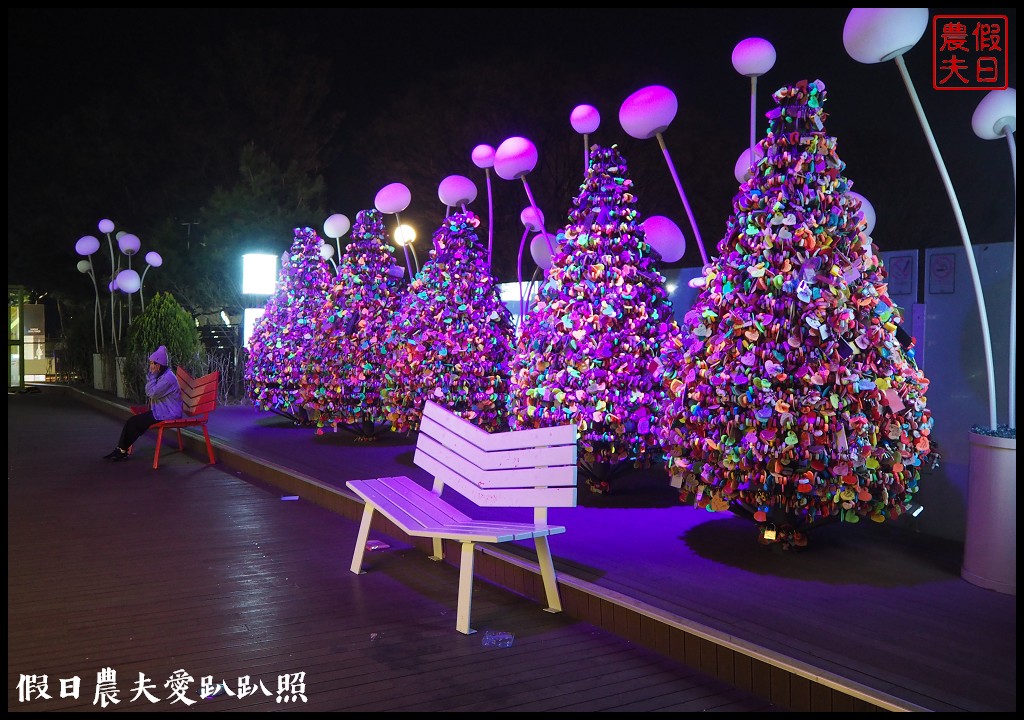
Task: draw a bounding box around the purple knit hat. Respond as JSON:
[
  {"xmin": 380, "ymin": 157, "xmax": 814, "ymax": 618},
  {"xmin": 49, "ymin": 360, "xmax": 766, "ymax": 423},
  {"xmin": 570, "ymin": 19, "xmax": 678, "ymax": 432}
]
[{"xmin": 149, "ymin": 346, "xmax": 169, "ymax": 365}]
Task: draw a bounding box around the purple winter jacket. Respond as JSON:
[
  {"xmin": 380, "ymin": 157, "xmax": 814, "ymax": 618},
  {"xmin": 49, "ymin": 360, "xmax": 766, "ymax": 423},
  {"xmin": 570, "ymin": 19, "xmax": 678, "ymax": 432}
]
[{"xmin": 147, "ymin": 368, "xmax": 183, "ymax": 421}]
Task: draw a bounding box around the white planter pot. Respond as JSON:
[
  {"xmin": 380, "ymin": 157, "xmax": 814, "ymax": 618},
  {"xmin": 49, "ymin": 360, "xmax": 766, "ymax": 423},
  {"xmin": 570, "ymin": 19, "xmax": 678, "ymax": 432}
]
[
  {"xmin": 93, "ymin": 353, "xmax": 110, "ymax": 392},
  {"xmin": 962, "ymin": 431, "xmax": 1016, "ymax": 595},
  {"xmin": 115, "ymin": 356, "xmax": 128, "ymax": 398}
]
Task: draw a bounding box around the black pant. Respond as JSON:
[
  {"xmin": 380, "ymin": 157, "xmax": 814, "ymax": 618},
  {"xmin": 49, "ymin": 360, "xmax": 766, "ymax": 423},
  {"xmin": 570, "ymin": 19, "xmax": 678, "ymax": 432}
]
[{"xmin": 118, "ymin": 410, "xmax": 159, "ymax": 451}]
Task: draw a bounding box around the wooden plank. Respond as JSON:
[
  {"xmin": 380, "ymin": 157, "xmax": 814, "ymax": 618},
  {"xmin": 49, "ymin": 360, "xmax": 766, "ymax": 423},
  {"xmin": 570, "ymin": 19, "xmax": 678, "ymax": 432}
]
[
  {"xmin": 419, "ymin": 415, "xmax": 577, "ymax": 469},
  {"xmin": 422, "ymin": 399, "xmax": 578, "ymax": 452},
  {"xmin": 348, "ymin": 477, "xmax": 567, "ymax": 542},
  {"xmin": 346, "ymin": 478, "xmax": 471, "ymax": 531},
  {"xmin": 416, "ymin": 454, "xmax": 577, "ymax": 508},
  {"xmin": 415, "ymin": 434, "xmax": 577, "ymax": 488}
]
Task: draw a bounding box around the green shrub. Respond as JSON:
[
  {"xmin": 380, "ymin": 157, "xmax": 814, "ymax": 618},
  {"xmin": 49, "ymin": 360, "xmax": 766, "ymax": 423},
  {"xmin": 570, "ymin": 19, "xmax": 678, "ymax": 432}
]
[{"xmin": 122, "ymin": 292, "xmax": 205, "ymax": 402}]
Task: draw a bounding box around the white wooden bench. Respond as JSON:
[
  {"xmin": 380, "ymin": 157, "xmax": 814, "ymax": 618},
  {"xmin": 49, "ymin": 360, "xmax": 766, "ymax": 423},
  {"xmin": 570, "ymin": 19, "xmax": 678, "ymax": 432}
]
[{"xmin": 346, "ymin": 399, "xmax": 579, "ymax": 635}]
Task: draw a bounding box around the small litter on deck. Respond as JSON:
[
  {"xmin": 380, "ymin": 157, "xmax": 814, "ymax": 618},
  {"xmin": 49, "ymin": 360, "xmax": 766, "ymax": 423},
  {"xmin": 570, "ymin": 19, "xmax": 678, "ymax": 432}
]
[
  {"xmin": 281, "ymin": 495, "xmax": 299, "ymax": 501},
  {"xmin": 482, "ymin": 631, "xmax": 515, "ymax": 648},
  {"xmin": 365, "ymin": 540, "xmax": 390, "ymax": 551},
  {"xmin": 202, "ymin": 683, "xmax": 225, "ymax": 699}
]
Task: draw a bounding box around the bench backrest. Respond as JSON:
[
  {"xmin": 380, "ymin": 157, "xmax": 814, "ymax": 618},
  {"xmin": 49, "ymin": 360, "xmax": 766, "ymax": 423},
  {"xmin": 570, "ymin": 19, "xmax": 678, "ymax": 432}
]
[
  {"xmin": 175, "ymin": 367, "xmax": 220, "ymax": 421},
  {"xmin": 413, "ymin": 399, "xmax": 579, "ymax": 510}
]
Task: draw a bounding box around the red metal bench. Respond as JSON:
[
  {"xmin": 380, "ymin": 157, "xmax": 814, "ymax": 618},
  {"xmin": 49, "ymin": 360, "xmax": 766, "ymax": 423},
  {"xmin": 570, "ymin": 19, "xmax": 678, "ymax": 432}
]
[{"xmin": 131, "ymin": 367, "xmax": 220, "ymax": 469}]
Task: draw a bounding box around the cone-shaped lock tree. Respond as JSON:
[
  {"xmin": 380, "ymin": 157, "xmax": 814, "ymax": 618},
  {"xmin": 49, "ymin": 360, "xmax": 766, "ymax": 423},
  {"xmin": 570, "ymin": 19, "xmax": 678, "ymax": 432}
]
[
  {"xmin": 508, "ymin": 144, "xmax": 682, "ymax": 494},
  {"xmin": 380, "ymin": 210, "xmax": 515, "ymax": 434},
  {"xmin": 301, "ymin": 209, "xmax": 405, "ymax": 439},
  {"xmin": 245, "ymin": 226, "xmax": 334, "ymax": 423},
  {"xmin": 655, "ymin": 80, "xmax": 939, "ymax": 549}
]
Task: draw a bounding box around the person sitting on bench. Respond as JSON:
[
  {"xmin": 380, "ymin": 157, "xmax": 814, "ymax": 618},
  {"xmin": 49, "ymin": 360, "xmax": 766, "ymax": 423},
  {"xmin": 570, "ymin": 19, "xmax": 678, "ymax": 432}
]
[{"xmin": 102, "ymin": 346, "xmax": 182, "ymax": 462}]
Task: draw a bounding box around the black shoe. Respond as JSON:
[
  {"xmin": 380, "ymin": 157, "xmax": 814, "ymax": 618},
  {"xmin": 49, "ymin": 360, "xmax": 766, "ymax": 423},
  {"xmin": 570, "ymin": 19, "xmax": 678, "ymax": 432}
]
[{"xmin": 104, "ymin": 448, "xmax": 128, "ymax": 461}]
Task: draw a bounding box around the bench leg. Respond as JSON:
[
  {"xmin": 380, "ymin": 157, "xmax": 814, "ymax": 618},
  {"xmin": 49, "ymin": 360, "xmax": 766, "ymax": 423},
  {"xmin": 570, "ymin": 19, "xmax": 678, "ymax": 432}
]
[
  {"xmin": 456, "ymin": 541, "xmax": 477, "ymax": 635},
  {"xmin": 429, "ymin": 537, "xmax": 445, "ymax": 562},
  {"xmin": 175, "ymin": 428, "xmax": 185, "ymax": 453},
  {"xmin": 201, "ymin": 425, "xmax": 216, "ymax": 464},
  {"xmin": 535, "ymin": 536, "xmax": 563, "ymax": 614},
  {"xmin": 349, "ymin": 504, "xmax": 376, "ymax": 575},
  {"xmin": 153, "ymin": 427, "xmax": 166, "ymax": 470}
]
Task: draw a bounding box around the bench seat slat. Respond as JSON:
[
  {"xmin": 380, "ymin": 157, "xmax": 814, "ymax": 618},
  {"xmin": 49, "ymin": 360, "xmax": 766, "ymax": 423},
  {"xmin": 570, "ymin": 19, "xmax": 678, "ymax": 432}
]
[
  {"xmin": 347, "ymin": 476, "xmax": 472, "ymax": 532},
  {"xmin": 155, "ymin": 416, "xmax": 208, "ymax": 428}
]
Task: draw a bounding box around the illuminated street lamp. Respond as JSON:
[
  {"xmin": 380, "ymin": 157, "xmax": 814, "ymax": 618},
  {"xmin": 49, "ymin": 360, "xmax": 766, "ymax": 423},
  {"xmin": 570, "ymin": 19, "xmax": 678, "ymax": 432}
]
[
  {"xmin": 139, "ymin": 251, "xmax": 163, "ymax": 312},
  {"xmin": 394, "ymin": 223, "xmax": 420, "ymax": 275}
]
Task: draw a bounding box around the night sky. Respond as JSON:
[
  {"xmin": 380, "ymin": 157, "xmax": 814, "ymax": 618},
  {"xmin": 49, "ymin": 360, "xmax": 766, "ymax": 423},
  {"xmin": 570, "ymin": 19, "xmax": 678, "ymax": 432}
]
[{"xmin": 7, "ymin": 7, "xmax": 1017, "ymax": 294}]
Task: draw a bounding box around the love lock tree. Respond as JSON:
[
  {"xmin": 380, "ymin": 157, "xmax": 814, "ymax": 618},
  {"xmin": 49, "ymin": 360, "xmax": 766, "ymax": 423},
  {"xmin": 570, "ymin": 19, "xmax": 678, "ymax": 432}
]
[
  {"xmin": 301, "ymin": 209, "xmax": 405, "ymax": 440},
  {"xmin": 245, "ymin": 226, "xmax": 333, "ymax": 424},
  {"xmin": 655, "ymin": 80, "xmax": 940, "ymax": 549},
  {"xmin": 508, "ymin": 144, "xmax": 682, "ymax": 494},
  {"xmin": 380, "ymin": 210, "xmax": 515, "ymax": 434}
]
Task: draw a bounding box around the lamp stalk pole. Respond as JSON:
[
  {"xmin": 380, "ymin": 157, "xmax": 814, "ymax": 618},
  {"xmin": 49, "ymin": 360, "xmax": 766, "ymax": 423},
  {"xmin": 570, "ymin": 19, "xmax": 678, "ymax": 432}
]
[
  {"xmin": 655, "ymin": 132, "xmax": 707, "ymax": 265},
  {"xmin": 105, "ymin": 232, "xmax": 119, "ymax": 356},
  {"xmin": 518, "ymin": 178, "xmax": 554, "ymax": 255},
  {"xmin": 88, "ymin": 266, "xmax": 102, "ymax": 353},
  {"xmin": 126, "ymin": 254, "xmax": 133, "ymax": 325},
  {"xmin": 1004, "ymin": 127, "xmax": 1016, "ymax": 427},
  {"xmin": 749, "ymin": 76, "xmax": 758, "ymax": 162},
  {"xmin": 894, "ymin": 54, "xmax": 997, "ymax": 430},
  {"xmin": 484, "ymin": 168, "xmax": 494, "ymax": 271},
  {"xmin": 394, "ymin": 212, "xmax": 414, "ymax": 278},
  {"xmin": 140, "ymin": 266, "xmax": 150, "ymax": 312},
  {"xmin": 410, "ymin": 244, "xmax": 420, "ymax": 274}
]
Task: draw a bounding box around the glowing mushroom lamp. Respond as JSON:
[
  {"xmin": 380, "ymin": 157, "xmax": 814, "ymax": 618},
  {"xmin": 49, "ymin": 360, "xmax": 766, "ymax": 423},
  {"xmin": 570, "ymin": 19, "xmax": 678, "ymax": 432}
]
[
  {"xmin": 733, "ymin": 145, "xmax": 766, "ymax": 185},
  {"xmin": 972, "ymin": 87, "xmax": 1017, "ymax": 427},
  {"xmin": 319, "ymin": 241, "xmax": 337, "ymax": 273},
  {"xmin": 641, "ymin": 215, "xmax": 686, "ymax": 263},
  {"xmin": 472, "ymin": 144, "xmax": 496, "ymax": 268},
  {"xmin": 323, "ymin": 213, "xmax": 352, "ymax": 269},
  {"xmin": 75, "ymin": 234, "xmax": 103, "ymax": 352},
  {"xmin": 393, "ymin": 224, "xmax": 419, "ymax": 276},
  {"xmin": 117, "ymin": 232, "xmax": 141, "ymax": 323},
  {"xmin": 515, "ymin": 205, "xmax": 547, "ymax": 327},
  {"xmin": 374, "ymin": 182, "xmax": 416, "ymax": 278},
  {"xmin": 570, "ymin": 104, "xmax": 601, "ymax": 175},
  {"xmin": 97, "ymin": 218, "xmax": 121, "ymax": 355},
  {"xmin": 619, "ymin": 85, "xmax": 708, "ymax": 265},
  {"xmin": 847, "ymin": 191, "xmax": 876, "ymax": 236},
  {"xmin": 731, "ymin": 37, "xmax": 776, "ymax": 164},
  {"xmin": 844, "ymin": 7, "xmax": 997, "ymax": 432},
  {"xmin": 495, "ymin": 136, "xmax": 556, "ymax": 313},
  {"xmin": 438, "ymin": 174, "xmax": 478, "ymax": 216},
  {"xmin": 139, "ymin": 251, "xmax": 162, "ymax": 311},
  {"xmin": 523, "ymin": 231, "xmax": 557, "ymax": 320},
  {"xmin": 494, "ymin": 136, "xmax": 551, "ymax": 254}
]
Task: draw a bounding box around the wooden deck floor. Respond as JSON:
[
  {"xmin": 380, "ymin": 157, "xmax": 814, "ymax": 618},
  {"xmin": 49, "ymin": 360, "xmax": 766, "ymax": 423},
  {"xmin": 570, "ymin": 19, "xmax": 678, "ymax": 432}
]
[{"xmin": 8, "ymin": 387, "xmax": 780, "ymax": 712}]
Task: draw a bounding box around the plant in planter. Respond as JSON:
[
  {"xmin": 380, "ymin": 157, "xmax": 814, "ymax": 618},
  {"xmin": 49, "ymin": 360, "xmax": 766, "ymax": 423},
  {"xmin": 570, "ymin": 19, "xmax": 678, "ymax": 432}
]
[{"xmin": 122, "ymin": 291, "xmax": 205, "ymax": 404}]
